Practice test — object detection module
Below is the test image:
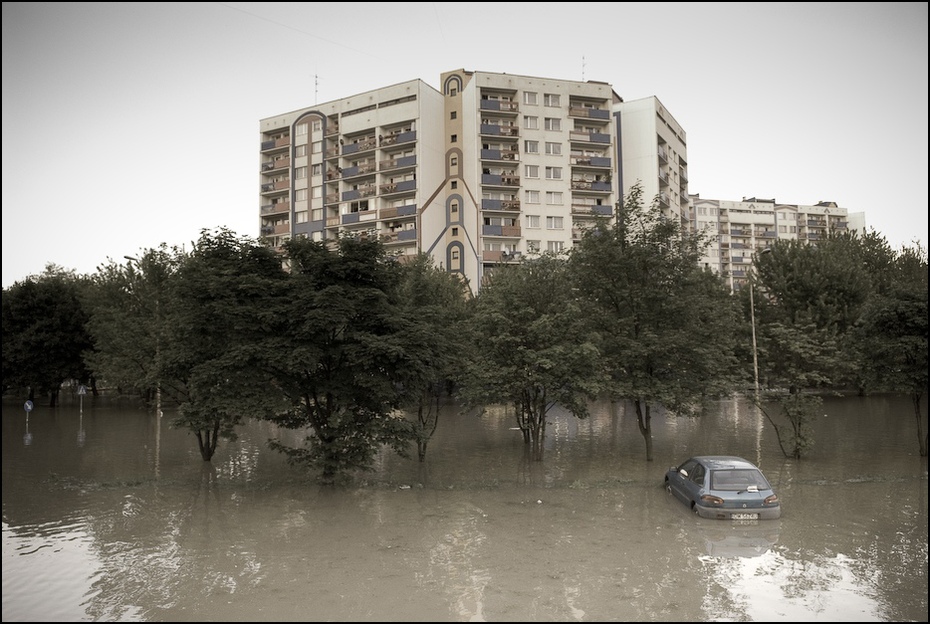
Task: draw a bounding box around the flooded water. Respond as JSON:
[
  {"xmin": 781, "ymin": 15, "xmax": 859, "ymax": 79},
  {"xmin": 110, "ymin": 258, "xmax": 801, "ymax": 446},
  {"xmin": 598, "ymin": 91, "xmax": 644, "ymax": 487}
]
[{"xmin": 2, "ymin": 393, "xmax": 927, "ymax": 622}]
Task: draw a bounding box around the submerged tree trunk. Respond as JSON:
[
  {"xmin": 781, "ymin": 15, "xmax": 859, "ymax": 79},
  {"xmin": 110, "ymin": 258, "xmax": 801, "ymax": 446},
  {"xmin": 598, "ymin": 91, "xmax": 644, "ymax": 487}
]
[
  {"xmin": 195, "ymin": 421, "xmax": 220, "ymax": 461},
  {"xmin": 914, "ymin": 392, "xmax": 928, "ymax": 457},
  {"xmin": 634, "ymin": 399, "xmax": 654, "ymax": 461}
]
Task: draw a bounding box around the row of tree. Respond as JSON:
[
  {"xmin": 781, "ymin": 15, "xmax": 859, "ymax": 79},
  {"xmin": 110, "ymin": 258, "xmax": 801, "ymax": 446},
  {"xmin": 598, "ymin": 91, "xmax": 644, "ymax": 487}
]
[{"xmin": 3, "ymin": 184, "xmax": 927, "ymax": 481}]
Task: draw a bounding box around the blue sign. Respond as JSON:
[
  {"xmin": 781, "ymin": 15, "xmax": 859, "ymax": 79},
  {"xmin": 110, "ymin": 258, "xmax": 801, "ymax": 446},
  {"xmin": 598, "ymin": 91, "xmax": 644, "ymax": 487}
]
[{"xmin": 24, "ymin": 400, "xmax": 34, "ymax": 413}]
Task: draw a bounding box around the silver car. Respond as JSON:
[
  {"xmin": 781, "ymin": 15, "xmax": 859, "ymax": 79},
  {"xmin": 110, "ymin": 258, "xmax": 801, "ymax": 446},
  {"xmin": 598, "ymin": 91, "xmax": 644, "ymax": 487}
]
[{"xmin": 665, "ymin": 455, "xmax": 781, "ymax": 520}]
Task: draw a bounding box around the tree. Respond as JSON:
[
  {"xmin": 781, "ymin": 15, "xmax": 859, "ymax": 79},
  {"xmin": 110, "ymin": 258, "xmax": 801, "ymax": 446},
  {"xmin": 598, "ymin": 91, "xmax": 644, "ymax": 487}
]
[
  {"xmin": 393, "ymin": 253, "xmax": 473, "ymax": 461},
  {"xmin": 84, "ymin": 245, "xmax": 181, "ymax": 406},
  {"xmin": 2, "ymin": 264, "xmax": 94, "ymax": 405},
  {"xmin": 457, "ymin": 252, "xmax": 603, "ymax": 461},
  {"xmin": 852, "ymin": 242, "xmax": 928, "ymax": 456},
  {"xmin": 263, "ymin": 235, "xmax": 417, "ymax": 483},
  {"xmin": 159, "ymin": 228, "xmax": 288, "ymax": 461},
  {"xmin": 751, "ymin": 236, "xmax": 865, "ymax": 458},
  {"xmin": 569, "ymin": 183, "xmax": 741, "ymax": 461}
]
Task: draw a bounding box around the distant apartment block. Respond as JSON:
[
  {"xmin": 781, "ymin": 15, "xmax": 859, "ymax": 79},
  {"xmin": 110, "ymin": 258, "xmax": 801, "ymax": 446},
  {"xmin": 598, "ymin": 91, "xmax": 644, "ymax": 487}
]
[
  {"xmin": 691, "ymin": 195, "xmax": 866, "ymax": 289},
  {"xmin": 259, "ymin": 68, "xmax": 860, "ymax": 293}
]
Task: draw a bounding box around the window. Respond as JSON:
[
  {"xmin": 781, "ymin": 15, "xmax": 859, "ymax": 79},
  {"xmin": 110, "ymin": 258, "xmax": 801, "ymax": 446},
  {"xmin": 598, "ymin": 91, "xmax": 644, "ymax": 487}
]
[
  {"xmin": 524, "ymin": 116, "xmax": 538, "ymax": 130},
  {"xmin": 527, "ymin": 240, "xmax": 540, "ymax": 253},
  {"xmin": 451, "ymin": 181, "xmax": 457, "ymax": 189},
  {"xmin": 545, "ymin": 192, "xmax": 563, "ymax": 205},
  {"xmin": 295, "ymin": 145, "xmax": 308, "ymax": 157},
  {"xmin": 547, "ymin": 240, "xmax": 564, "ymax": 253},
  {"xmin": 525, "ymin": 165, "xmax": 539, "ymax": 178},
  {"xmin": 524, "ymin": 91, "xmax": 538, "ymax": 105},
  {"xmin": 312, "ymin": 120, "xmax": 322, "ymax": 132},
  {"xmin": 311, "ymin": 141, "xmax": 322, "ymax": 154},
  {"xmin": 545, "ymin": 166, "xmax": 562, "ymax": 180},
  {"xmin": 452, "ymin": 227, "xmax": 458, "ymax": 236},
  {"xmin": 450, "ymin": 156, "xmax": 458, "ymax": 166},
  {"xmin": 545, "ymin": 142, "xmax": 562, "ymax": 155},
  {"xmin": 295, "ymin": 189, "xmax": 308, "ymax": 201},
  {"xmin": 311, "ymin": 208, "xmax": 322, "ymax": 221},
  {"xmin": 295, "ymin": 210, "xmax": 309, "ymax": 223},
  {"xmin": 296, "ymin": 123, "xmax": 309, "ymax": 136},
  {"xmin": 543, "ymin": 93, "xmax": 561, "ymax": 107},
  {"xmin": 295, "ymin": 166, "xmax": 307, "ymax": 179},
  {"xmin": 544, "ymin": 118, "xmax": 561, "ymax": 131},
  {"xmin": 311, "ymin": 186, "xmax": 322, "ymax": 199},
  {"xmin": 526, "ymin": 215, "xmax": 541, "ymax": 229},
  {"xmin": 525, "ymin": 140, "xmax": 539, "ymax": 154},
  {"xmin": 450, "ymin": 111, "xmax": 457, "ymax": 120},
  {"xmin": 546, "ymin": 216, "xmax": 564, "ymax": 229},
  {"xmin": 525, "ymin": 190, "xmax": 540, "ymax": 204},
  {"xmin": 311, "ymin": 163, "xmax": 322, "ymax": 176},
  {"xmin": 450, "ymin": 86, "xmax": 457, "ymax": 96},
  {"xmin": 452, "ymin": 250, "xmax": 459, "ymax": 260},
  {"xmin": 451, "ymin": 201, "xmax": 459, "ymax": 213},
  {"xmin": 451, "ymin": 134, "xmax": 457, "ymax": 143}
]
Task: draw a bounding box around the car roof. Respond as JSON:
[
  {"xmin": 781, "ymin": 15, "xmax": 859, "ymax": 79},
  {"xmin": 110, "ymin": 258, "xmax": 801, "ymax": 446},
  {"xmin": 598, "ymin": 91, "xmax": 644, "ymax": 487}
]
[{"xmin": 691, "ymin": 456, "xmax": 760, "ymax": 470}]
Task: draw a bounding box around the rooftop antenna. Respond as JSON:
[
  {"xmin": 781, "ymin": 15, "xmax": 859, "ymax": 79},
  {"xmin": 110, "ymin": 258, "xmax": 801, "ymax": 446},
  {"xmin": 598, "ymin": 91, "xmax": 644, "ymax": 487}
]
[
  {"xmin": 314, "ymin": 74, "xmax": 319, "ymax": 105},
  {"xmin": 582, "ymin": 55, "xmax": 585, "ymax": 81}
]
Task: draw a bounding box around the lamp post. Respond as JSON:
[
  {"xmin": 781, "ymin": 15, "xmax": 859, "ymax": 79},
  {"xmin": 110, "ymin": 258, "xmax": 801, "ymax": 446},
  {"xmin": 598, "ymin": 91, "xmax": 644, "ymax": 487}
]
[{"xmin": 749, "ymin": 248, "xmax": 771, "ymax": 396}]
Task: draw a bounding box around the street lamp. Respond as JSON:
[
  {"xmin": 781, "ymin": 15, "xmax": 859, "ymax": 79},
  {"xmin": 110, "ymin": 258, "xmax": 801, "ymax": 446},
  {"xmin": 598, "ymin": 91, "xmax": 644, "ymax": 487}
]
[{"xmin": 749, "ymin": 248, "xmax": 771, "ymax": 396}]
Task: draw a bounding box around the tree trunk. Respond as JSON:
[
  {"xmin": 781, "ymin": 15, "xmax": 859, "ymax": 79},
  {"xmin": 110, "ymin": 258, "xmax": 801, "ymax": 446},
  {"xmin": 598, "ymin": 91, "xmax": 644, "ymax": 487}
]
[
  {"xmin": 195, "ymin": 421, "xmax": 221, "ymax": 461},
  {"xmin": 634, "ymin": 399, "xmax": 653, "ymax": 461},
  {"xmin": 914, "ymin": 392, "xmax": 928, "ymax": 457}
]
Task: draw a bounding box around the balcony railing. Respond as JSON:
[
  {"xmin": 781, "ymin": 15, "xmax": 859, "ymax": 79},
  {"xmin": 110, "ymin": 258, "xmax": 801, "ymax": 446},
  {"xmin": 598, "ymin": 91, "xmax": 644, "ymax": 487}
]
[
  {"xmin": 568, "ymin": 106, "xmax": 610, "ymax": 119},
  {"xmin": 569, "ymin": 131, "xmax": 610, "ymax": 144},
  {"xmin": 480, "ymin": 100, "xmax": 519, "ymax": 113}
]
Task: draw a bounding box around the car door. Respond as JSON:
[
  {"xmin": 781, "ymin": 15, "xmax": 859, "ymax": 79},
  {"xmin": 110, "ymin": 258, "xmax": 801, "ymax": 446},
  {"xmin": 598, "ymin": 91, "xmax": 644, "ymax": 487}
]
[{"xmin": 669, "ymin": 459, "xmax": 698, "ymax": 505}]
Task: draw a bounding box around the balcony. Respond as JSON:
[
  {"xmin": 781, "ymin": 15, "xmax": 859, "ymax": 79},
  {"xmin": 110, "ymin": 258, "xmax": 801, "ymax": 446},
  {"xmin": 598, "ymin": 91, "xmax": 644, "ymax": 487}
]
[
  {"xmin": 261, "ymin": 136, "xmax": 290, "ymax": 152},
  {"xmin": 261, "ymin": 201, "xmax": 290, "ymax": 216},
  {"xmin": 342, "ymin": 186, "xmax": 377, "ymax": 201},
  {"xmin": 382, "ymin": 228, "xmax": 418, "ymax": 243},
  {"xmin": 481, "ymin": 199, "xmax": 521, "ymax": 212},
  {"xmin": 657, "ymin": 147, "xmax": 669, "ymax": 163},
  {"xmin": 482, "ymin": 225, "xmax": 521, "ymax": 237},
  {"xmin": 342, "ymin": 137, "xmax": 377, "ymax": 155},
  {"xmin": 379, "ymin": 155, "xmax": 417, "ymax": 171},
  {"xmin": 569, "ymin": 131, "xmax": 610, "ymax": 144},
  {"xmin": 480, "ymin": 100, "xmax": 519, "ymax": 113},
  {"xmin": 380, "ymin": 179, "xmax": 417, "ymax": 195},
  {"xmin": 482, "ymin": 174, "xmax": 520, "ymax": 187},
  {"xmin": 480, "ymin": 123, "xmax": 519, "ymax": 137},
  {"xmin": 570, "ymin": 155, "xmax": 611, "ymax": 168},
  {"xmin": 379, "ymin": 204, "xmax": 417, "ymax": 220},
  {"xmin": 571, "ymin": 204, "xmax": 612, "ymax": 217},
  {"xmin": 481, "ymin": 148, "xmax": 520, "ymax": 162},
  {"xmin": 341, "ymin": 210, "xmax": 378, "ymax": 225},
  {"xmin": 571, "ymin": 180, "xmax": 611, "ymax": 192},
  {"xmin": 379, "ymin": 130, "xmax": 416, "ymax": 147},
  {"xmin": 568, "ymin": 106, "xmax": 610, "ymax": 120},
  {"xmin": 262, "ymin": 157, "xmax": 290, "ymax": 172},
  {"xmin": 340, "ymin": 162, "xmax": 376, "ymax": 178}
]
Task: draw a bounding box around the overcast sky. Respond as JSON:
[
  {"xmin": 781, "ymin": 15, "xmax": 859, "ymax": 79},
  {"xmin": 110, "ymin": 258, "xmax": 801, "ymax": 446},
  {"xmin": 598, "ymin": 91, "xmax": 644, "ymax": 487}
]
[{"xmin": 3, "ymin": 2, "xmax": 927, "ymax": 287}]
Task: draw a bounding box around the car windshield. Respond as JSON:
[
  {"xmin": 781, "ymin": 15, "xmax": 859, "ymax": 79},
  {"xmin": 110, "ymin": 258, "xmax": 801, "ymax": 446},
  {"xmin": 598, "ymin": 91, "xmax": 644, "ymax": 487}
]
[{"xmin": 710, "ymin": 469, "xmax": 770, "ymax": 491}]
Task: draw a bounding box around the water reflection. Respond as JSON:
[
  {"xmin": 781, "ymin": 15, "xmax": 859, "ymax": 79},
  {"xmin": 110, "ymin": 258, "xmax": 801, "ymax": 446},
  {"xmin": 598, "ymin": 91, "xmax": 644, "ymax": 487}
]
[{"xmin": 1, "ymin": 394, "xmax": 927, "ymax": 622}]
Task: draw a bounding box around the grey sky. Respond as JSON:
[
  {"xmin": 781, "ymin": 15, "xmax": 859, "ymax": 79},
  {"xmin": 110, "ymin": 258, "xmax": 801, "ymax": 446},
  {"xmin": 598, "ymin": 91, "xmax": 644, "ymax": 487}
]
[{"xmin": 3, "ymin": 2, "xmax": 927, "ymax": 287}]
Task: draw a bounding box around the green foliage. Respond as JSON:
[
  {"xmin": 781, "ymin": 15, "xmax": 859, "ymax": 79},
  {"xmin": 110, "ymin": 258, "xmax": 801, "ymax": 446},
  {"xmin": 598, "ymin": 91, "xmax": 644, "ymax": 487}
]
[
  {"xmin": 83, "ymin": 245, "xmax": 181, "ymax": 402},
  {"xmin": 2, "ymin": 264, "xmax": 94, "ymax": 403},
  {"xmin": 567, "ymin": 183, "xmax": 742, "ymax": 459},
  {"xmin": 264, "ymin": 235, "xmax": 417, "ymax": 482},
  {"xmin": 162, "ymin": 228, "xmax": 289, "ymax": 460},
  {"xmin": 458, "ymin": 252, "xmax": 603, "ymax": 458},
  {"xmin": 393, "ymin": 254, "xmax": 473, "ymax": 460}
]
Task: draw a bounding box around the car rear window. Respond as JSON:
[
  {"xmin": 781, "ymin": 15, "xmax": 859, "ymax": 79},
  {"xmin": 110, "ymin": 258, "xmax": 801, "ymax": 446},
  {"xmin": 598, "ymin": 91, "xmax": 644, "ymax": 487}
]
[{"xmin": 710, "ymin": 469, "xmax": 770, "ymax": 491}]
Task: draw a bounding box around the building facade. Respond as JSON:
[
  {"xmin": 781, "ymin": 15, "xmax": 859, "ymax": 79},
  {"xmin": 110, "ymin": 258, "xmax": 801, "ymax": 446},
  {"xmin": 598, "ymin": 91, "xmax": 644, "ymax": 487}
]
[
  {"xmin": 259, "ymin": 69, "xmax": 686, "ymax": 293},
  {"xmin": 691, "ymin": 195, "xmax": 866, "ymax": 289},
  {"xmin": 258, "ymin": 72, "xmax": 867, "ymax": 295}
]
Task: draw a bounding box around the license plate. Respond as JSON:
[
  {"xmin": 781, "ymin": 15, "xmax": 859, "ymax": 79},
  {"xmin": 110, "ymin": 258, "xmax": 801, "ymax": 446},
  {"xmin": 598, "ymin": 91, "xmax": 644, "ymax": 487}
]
[{"xmin": 732, "ymin": 513, "xmax": 758, "ymax": 520}]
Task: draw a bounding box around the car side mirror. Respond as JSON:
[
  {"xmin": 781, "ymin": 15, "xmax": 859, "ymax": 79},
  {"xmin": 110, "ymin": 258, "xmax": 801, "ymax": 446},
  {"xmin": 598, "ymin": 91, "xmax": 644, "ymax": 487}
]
[{"xmin": 679, "ymin": 469, "xmax": 688, "ymax": 478}]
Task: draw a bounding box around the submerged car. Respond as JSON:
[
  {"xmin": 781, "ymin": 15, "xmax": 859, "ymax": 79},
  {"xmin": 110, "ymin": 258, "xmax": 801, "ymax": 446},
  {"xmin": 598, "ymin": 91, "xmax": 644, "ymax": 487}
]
[{"xmin": 665, "ymin": 456, "xmax": 781, "ymax": 520}]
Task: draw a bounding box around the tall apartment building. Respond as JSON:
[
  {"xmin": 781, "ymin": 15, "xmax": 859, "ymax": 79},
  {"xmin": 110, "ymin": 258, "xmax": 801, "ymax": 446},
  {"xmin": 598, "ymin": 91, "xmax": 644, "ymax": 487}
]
[
  {"xmin": 615, "ymin": 96, "xmax": 690, "ymax": 229},
  {"xmin": 259, "ymin": 69, "xmax": 685, "ymax": 293},
  {"xmin": 691, "ymin": 195, "xmax": 866, "ymax": 289}
]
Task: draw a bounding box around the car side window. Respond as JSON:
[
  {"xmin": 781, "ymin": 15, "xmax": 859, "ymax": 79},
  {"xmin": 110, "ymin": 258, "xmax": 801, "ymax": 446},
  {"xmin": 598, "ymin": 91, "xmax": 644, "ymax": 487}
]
[{"xmin": 690, "ymin": 464, "xmax": 705, "ymax": 485}]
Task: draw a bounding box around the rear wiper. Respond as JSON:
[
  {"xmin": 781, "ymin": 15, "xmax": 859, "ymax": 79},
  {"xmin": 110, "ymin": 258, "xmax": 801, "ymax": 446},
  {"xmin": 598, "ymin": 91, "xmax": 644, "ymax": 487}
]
[{"xmin": 738, "ymin": 485, "xmax": 759, "ymax": 494}]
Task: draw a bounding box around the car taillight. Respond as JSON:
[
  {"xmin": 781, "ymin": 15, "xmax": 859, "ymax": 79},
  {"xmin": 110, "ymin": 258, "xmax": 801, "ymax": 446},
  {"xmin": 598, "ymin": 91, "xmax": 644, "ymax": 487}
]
[
  {"xmin": 700, "ymin": 494, "xmax": 724, "ymax": 506},
  {"xmin": 764, "ymin": 494, "xmax": 778, "ymax": 505}
]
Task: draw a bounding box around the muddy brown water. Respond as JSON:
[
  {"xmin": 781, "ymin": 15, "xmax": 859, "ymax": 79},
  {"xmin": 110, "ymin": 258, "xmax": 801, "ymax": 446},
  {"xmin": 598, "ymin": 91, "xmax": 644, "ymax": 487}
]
[{"xmin": 2, "ymin": 394, "xmax": 927, "ymax": 621}]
